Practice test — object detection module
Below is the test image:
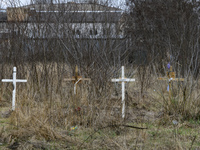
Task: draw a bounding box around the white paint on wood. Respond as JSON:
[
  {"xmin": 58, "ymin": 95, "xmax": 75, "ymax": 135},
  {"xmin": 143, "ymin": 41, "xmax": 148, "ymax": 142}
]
[
  {"xmin": 74, "ymin": 78, "xmax": 82, "ymax": 95},
  {"xmin": 2, "ymin": 67, "xmax": 27, "ymax": 111},
  {"xmin": 111, "ymin": 66, "xmax": 135, "ymax": 119}
]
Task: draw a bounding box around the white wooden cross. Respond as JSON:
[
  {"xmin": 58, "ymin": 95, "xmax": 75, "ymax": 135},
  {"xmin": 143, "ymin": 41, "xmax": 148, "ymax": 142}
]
[
  {"xmin": 2, "ymin": 67, "xmax": 27, "ymax": 111},
  {"xmin": 111, "ymin": 66, "xmax": 135, "ymax": 119}
]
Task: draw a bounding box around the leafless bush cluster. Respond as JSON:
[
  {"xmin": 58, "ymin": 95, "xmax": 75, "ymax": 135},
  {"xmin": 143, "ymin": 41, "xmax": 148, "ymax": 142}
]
[
  {"xmin": 1, "ymin": 0, "xmax": 200, "ymax": 149},
  {"xmin": 127, "ymin": 0, "xmax": 200, "ymax": 119},
  {"xmin": 0, "ymin": 1, "xmax": 138, "ymax": 147}
]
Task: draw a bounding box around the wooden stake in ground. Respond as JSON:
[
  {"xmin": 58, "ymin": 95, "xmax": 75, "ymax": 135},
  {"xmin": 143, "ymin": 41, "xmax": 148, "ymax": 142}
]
[
  {"xmin": 64, "ymin": 65, "xmax": 90, "ymax": 126},
  {"xmin": 111, "ymin": 66, "xmax": 135, "ymax": 119},
  {"xmin": 2, "ymin": 67, "xmax": 27, "ymax": 111},
  {"xmin": 64, "ymin": 65, "xmax": 90, "ymax": 94},
  {"xmin": 158, "ymin": 65, "xmax": 184, "ymax": 101}
]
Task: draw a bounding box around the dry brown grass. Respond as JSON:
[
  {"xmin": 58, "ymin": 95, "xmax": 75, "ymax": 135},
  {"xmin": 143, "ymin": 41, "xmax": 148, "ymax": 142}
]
[{"xmin": 0, "ymin": 63, "xmax": 200, "ymax": 149}]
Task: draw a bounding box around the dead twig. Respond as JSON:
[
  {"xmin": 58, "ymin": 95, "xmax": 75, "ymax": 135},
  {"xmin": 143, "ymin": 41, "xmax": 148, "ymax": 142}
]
[
  {"xmin": 189, "ymin": 135, "xmax": 196, "ymax": 150},
  {"xmin": 78, "ymin": 124, "xmax": 148, "ymax": 149}
]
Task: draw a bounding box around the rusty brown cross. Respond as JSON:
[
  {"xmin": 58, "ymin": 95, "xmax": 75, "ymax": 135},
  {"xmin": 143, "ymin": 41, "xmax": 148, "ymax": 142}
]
[
  {"xmin": 157, "ymin": 66, "xmax": 184, "ymax": 102},
  {"xmin": 64, "ymin": 65, "xmax": 90, "ymax": 94},
  {"xmin": 64, "ymin": 65, "xmax": 90, "ymax": 126}
]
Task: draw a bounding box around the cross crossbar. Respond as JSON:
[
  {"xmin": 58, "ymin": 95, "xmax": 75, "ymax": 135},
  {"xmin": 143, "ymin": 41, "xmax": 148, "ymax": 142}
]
[
  {"xmin": 112, "ymin": 79, "xmax": 135, "ymax": 82},
  {"xmin": 157, "ymin": 77, "xmax": 184, "ymax": 81},
  {"xmin": 2, "ymin": 67, "xmax": 27, "ymax": 111},
  {"xmin": 157, "ymin": 66, "xmax": 184, "ymax": 102},
  {"xmin": 64, "ymin": 78, "xmax": 90, "ymax": 81},
  {"xmin": 64, "ymin": 65, "xmax": 90, "ymax": 95},
  {"xmin": 111, "ymin": 66, "xmax": 135, "ymax": 119},
  {"xmin": 2, "ymin": 79, "xmax": 27, "ymax": 82}
]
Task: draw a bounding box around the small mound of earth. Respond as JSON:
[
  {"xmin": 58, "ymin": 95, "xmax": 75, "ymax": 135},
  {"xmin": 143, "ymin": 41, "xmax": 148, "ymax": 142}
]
[
  {"xmin": 101, "ymin": 106, "xmax": 159, "ymax": 123},
  {"xmin": 126, "ymin": 108, "xmax": 157, "ymax": 122}
]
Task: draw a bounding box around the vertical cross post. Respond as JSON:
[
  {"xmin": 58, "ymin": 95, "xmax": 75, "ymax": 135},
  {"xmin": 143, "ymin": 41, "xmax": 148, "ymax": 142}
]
[
  {"xmin": 64, "ymin": 65, "xmax": 90, "ymax": 95},
  {"xmin": 111, "ymin": 66, "xmax": 135, "ymax": 119},
  {"xmin": 2, "ymin": 67, "xmax": 27, "ymax": 111},
  {"xmin": 12, "ymin": 67, "xmax": 16, "ymax": 111},
  {"xmin": 64, "ymin": 65, "xmax": 90, "ymax": 126},
  {"xmin": 169, "ymin": 66, "xmax": 172, "ymax": 100},
  {"xmin": 121, "ymin": 66, "xmax": 125, "ymax": 117},
  {"xmin": 74, "ymin": 78, "xmax": 82, "ymax": 95},
  {"xmin": 158, "ymin": 65, "xmax": 184, "ymax": 103}
]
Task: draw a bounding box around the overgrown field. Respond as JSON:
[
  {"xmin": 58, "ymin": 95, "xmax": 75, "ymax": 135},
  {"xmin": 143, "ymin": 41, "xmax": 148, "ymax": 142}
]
[{"xmin": 0, "ymin": 63, "xmax": 200, "ymax": 149}]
